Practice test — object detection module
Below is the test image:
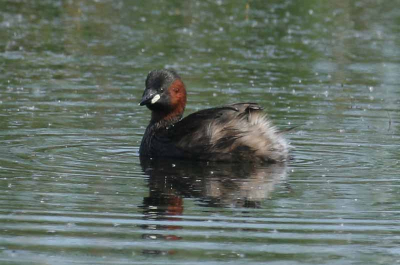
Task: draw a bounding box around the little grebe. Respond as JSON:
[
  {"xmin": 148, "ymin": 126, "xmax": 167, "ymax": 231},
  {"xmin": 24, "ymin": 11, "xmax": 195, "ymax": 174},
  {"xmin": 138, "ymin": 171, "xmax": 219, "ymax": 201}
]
[{"xmin": 139, "ymin": 69, "xmax": 289, "ymax": 163}]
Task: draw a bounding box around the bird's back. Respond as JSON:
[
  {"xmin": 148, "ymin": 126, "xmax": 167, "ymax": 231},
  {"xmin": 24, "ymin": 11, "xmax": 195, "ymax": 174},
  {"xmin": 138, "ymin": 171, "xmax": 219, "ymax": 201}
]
[{"xmin": 140, "ymin": 103, "xmax": 288, "ymax": 163}]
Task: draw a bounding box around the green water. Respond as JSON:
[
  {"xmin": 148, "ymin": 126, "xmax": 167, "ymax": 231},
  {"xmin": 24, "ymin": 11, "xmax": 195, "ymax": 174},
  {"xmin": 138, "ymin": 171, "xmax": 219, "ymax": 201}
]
[{"xmin": 1, "ymin": 0, "xmax": 400, "ymax": 264}]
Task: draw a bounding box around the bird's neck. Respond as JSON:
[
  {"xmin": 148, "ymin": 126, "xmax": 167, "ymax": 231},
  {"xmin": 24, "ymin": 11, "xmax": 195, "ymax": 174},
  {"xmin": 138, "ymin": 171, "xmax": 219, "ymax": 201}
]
[{"xmin": 150, "ymin": 111, "xmax": 183, "ymax": 129}]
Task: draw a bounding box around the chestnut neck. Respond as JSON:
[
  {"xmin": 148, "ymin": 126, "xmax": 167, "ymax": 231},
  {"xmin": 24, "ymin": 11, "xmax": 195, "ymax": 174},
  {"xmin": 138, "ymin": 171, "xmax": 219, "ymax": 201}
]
[{"xmin": 149, "ymin": 79, "xmax": 187, "ymax": 128}]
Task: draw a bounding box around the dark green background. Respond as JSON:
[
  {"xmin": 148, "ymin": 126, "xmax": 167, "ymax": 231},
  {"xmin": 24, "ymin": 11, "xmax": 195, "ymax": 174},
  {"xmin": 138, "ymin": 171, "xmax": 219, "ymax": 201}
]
[{"xmin": 1, "ymin": 0, "xmax": 399, "ymax": 264}]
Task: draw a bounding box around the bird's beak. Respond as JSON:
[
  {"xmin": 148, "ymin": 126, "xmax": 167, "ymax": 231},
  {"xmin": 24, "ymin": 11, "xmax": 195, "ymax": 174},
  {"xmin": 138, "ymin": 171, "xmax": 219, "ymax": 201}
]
[{"xmin": 139, "ymin": 89, "xmax": 159, "ymax": 106}]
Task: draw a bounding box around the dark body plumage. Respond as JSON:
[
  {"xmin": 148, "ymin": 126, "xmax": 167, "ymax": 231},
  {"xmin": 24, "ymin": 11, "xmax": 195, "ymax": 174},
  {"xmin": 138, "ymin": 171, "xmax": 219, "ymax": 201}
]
[{"xmin": 139, "ymin": 70, "xmax": 288, "ymax": 163}]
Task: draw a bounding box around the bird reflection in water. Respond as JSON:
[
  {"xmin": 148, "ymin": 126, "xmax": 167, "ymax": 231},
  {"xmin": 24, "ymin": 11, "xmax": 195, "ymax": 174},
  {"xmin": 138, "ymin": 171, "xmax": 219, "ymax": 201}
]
[{"xmin": 139, "ymin": 157, "xmax": 288, "ymax": 256}]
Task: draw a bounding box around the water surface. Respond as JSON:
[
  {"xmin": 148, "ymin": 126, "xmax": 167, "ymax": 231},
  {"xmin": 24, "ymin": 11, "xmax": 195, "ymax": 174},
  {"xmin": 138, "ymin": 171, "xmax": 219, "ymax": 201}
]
[{"xmin": 1, "ymin": 0, "xmax": 400, "ymax": 264}]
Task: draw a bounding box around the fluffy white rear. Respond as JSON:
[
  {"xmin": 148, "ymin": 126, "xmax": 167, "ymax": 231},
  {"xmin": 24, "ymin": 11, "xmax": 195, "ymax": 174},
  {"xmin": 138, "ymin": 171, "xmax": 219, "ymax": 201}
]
[{"xmin": 208, "ymin": 111, "xmax": 289, "ymax": 162}]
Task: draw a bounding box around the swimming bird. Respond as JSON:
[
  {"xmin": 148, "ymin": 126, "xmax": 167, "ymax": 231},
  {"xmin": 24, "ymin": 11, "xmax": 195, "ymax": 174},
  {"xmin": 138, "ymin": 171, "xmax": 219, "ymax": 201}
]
[{"xmin": 139, "ymin": 69, "xmax": 289, "ymax": 163}]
